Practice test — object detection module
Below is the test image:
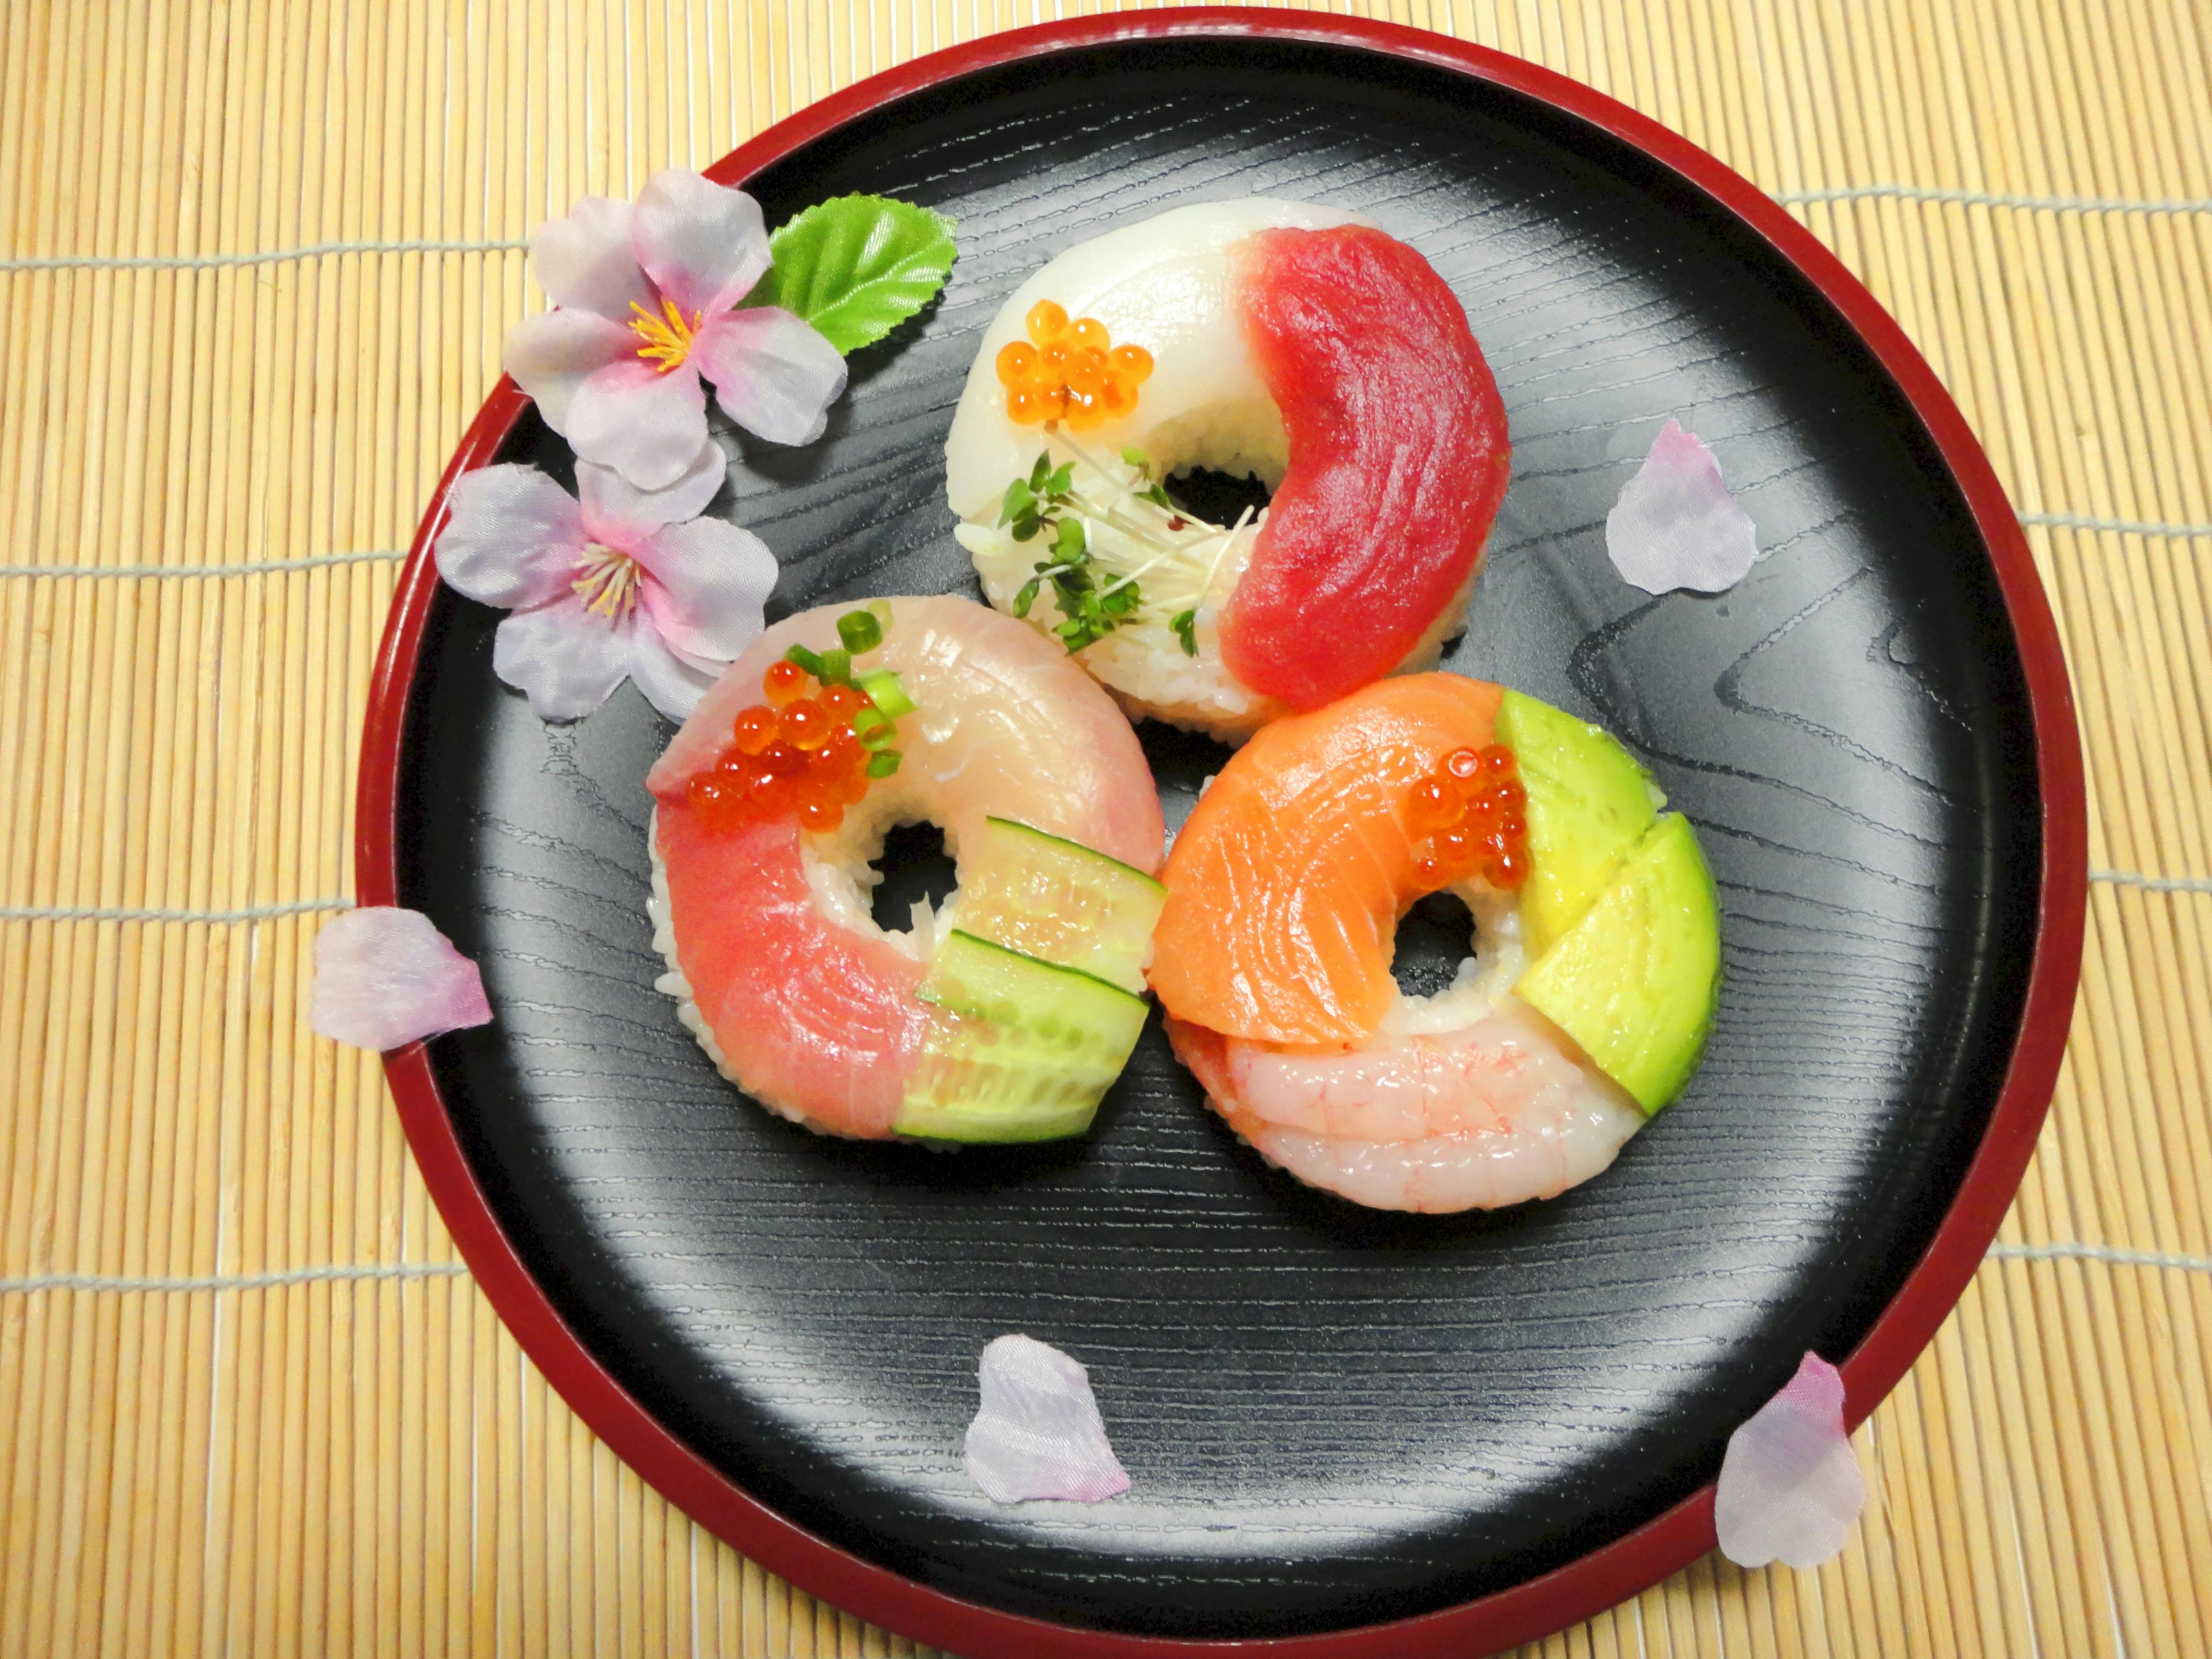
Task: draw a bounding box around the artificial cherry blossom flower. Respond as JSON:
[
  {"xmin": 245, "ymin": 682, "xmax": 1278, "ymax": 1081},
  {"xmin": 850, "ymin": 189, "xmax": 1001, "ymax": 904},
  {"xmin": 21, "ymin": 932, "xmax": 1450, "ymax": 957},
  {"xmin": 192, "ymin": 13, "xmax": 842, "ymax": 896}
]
[
  {"xmin": 503, "ymin": 170, "xmax": 849, "ymax": 491},
  {"xmin": 435, "ymin": 445, "xmax": 777, "ymax": 721},
  {"xmin": 309, "ymin": 907, "xmax": 493, "ymax": 1051}
]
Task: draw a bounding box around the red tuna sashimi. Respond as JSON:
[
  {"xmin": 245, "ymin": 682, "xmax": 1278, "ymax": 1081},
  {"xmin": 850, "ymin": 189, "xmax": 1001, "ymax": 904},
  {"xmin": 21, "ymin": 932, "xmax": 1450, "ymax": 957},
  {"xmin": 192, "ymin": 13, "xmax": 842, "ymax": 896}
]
[
  {"xmin": 654, "ymin": 805, "xmax": 928, "ymax": 1137},
  {"xmin": 1221, "ymin": 225, "xmax": 1510, "ymax": 709}
]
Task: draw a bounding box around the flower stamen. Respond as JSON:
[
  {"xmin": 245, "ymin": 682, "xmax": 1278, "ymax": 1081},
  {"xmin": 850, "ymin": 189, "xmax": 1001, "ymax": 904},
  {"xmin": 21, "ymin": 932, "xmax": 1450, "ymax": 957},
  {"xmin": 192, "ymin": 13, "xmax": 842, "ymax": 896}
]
[
  {"xmin": 571, "ymin": 542, "xmax": 644, "ymax": 620},
  {"xmin": 629, "ymin": 296, "xmax": 704, "ymax": 373}
]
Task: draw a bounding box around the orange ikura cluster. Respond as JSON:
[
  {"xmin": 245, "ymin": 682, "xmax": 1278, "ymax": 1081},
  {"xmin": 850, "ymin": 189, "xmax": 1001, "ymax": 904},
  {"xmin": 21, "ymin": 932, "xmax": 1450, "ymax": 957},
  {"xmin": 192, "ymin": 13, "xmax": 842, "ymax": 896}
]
[
  {"xmin": 687, "ymin": 613, "xmax": 911, "ymax": 836},
  {"xmin": 995, "ymin": 301, "xmax": 1154, "ymax": 431},
  {"xmin": 1407, "ymin": 743, "xmax": 1532, "ymax": 891}
]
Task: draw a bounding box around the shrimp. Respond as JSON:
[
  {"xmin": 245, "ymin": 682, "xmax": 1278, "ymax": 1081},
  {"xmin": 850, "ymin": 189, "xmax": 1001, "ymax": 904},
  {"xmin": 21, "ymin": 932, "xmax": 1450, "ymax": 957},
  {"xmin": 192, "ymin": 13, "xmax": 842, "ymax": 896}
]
[{"xmin": 1169, "ymin": 1004, "xmax": 1643, "ymax": 1214}]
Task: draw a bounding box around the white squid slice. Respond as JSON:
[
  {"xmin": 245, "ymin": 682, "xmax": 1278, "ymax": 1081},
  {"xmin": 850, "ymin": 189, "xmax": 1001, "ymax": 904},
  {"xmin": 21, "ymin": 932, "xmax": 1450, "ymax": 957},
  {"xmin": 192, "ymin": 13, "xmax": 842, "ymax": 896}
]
[
  {"xmin": 963, "ymin": 1334, "xmax": 1130, "ymax": 1505},
  {"xmin": 1606, "ymin": 418, "xmax": 1758, "ymax": 594},
  {"xmin": 1714, "ymin": 1351, "xmax": 1867, "ymax": 1569},
  {"xmin": 308, "ymin": 906, "xmax": 493, "ymax": 1051}
]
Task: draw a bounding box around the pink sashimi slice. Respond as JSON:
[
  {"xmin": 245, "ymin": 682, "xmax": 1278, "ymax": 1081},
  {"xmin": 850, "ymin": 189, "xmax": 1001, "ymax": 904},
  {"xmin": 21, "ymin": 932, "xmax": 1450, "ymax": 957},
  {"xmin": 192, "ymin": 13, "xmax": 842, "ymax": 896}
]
[
  {"xmin": 308, "ymin": 907, "xmax": 493, "ymax": 1051},
  {"xmin": 1605, "ymin": 419, "xmax": 1758, "ymax": 594},
  {"xmin": 1220, "ymin": 225, "xmax": 1511, "ymax": 710},
  {"xmin": 1714, "ymin": 1351, "xmax": 1867, "ymax": 1569},
  {"xmin": 963, "ymin": 1334, "xmax": 1131, "ymax": 1505},
  {"xmin": 654, "ymin": 804, "xmax": 928, "ymax": 1138}
]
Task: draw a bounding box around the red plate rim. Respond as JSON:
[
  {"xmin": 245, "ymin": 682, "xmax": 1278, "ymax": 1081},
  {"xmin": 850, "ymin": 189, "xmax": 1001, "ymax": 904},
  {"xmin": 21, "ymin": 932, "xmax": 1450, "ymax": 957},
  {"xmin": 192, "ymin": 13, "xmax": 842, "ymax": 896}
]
[{"xmin": 356, "ymin": 12, "xmax": 2088, "ymax": 1656}]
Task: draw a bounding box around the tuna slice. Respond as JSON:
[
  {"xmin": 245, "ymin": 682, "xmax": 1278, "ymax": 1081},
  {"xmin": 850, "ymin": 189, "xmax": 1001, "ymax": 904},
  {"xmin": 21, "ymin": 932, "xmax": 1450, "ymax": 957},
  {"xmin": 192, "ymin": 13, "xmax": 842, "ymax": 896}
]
[
  {"xmin": 1148, "ymin": 673, "xmax": 1503, "ymax": 1046},
  {"xmin": 964, "ymin": 1334, "xmax": 1130, "ymax": 1504},
  {"xmin": 1219, "ymin": 225, "xmax": 1510, "ymax": 709}
]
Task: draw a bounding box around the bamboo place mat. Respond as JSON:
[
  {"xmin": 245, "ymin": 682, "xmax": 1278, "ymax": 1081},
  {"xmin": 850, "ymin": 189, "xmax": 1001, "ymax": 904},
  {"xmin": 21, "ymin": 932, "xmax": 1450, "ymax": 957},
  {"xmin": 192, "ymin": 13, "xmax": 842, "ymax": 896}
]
[{"xmin": 3, "ymin": 1, "xmax": 2210, "ymax": 1654}]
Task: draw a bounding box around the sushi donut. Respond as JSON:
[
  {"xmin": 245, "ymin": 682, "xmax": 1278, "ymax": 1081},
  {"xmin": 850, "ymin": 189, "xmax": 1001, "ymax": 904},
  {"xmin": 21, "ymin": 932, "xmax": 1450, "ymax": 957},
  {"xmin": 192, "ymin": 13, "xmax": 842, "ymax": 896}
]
[
  {"xmin": 944, "ymin": 199, "xmax": 1512, "ymax": 742},
  {"xmin": 1149, "ymin": 674, "xmax": 1722, "ymax": 1213},
  {"xmin": 645, "ymin": 596, "xmax": 1168, "ymax": 1144}
]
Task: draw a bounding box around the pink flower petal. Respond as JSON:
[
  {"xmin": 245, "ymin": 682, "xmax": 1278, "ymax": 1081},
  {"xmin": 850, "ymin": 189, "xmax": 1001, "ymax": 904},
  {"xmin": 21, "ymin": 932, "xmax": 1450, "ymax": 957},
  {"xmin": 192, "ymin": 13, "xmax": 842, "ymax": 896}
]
[
  {"xmin": 436, "ymin": 464, "xmax": 590, "ymax": 609},
  {"xmin": 963, "ymin": 1335, "xmax": 1131, "ymax": 1505},
  {"xmin": 632, "ymin": 169, "xmax": 772, "ymax": 321},
  {"xmin": 634, "ymin": 516, "xmax": 777, "ymax": 662},
  {"xmin": 625, "ymin": 624, "xmax": 722, "ymax": 722},
  {"xmin": 492, "ymin": 594, "xmax": 639, "ymax": 720},
  {"xmin": 1715, "ymin": 1352, "xmax": 1867, "ymax": 1570},
  {"xmin": 1605, "ymin": 419, "xmax": 1759, "ymax": 594},
  {"xmin": 309, "ymin": 907, "xmax": 492, "ymax": 1051},
  {"xmin": 564, "ymin": 358, "xmax": 711, "ymax": 493},
  {"xmin": 502, "ymin": 309, "xmax": 639, "ymax": 433},
  {"xmin": 575, "ymin": 442, "xmax": 726, "ymax": 546},
  {"xmin": 531, "ymin": 194, "xmax": 656, "ymax": 323},
  {"xmin": 692, "ymin": 306, "xmax": 848, "ymax": 447}
]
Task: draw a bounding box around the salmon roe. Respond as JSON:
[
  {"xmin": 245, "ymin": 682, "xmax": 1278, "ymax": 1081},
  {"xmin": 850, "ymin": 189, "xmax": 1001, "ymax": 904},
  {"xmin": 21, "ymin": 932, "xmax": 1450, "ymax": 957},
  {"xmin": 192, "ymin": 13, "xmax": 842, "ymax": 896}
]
[
  {"xmin": 1409, "ymin": 743, "xmax": 1532, "ymax": 892},
  {"xmin": 687, "ymin": 613, "xmax": 911, "ymax": 836},
  {"xmin": 997, "ymin": 300, "xmax": 1154, "ymax": 432}
]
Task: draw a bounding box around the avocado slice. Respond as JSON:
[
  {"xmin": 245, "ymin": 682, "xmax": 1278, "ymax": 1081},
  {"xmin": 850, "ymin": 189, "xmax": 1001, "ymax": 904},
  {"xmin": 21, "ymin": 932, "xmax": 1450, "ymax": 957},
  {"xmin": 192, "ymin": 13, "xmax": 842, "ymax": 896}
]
[
  {"xmin": 1514, "ymin": 813, "xmax": 1721, "ymax": 1114},
  {"xmin": 1495, "ymin": 689, "xmax": 1664, "ymax": 956}
]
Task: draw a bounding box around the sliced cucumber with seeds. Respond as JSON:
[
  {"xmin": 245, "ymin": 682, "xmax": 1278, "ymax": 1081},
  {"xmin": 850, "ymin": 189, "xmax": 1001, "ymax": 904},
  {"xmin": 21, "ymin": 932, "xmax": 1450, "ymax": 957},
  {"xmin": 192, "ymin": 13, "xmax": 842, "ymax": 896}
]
[
  {"xmin": 956, "ymin": 817, "xmax": 1166, "ymax": 994},
  {"xmin": 895, "ymin": 930, "xmax": 1150, "ymax": 1143}
]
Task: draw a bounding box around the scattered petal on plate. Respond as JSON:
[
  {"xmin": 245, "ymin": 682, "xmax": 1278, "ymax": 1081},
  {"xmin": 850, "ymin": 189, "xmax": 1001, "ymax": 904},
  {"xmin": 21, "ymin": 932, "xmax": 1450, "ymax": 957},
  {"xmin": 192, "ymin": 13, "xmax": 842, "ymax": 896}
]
[
  {"xmin": 963, "ymin": 1334, "xmax": 1131, "ymax": 1505},
  {"xmin": 1606, "ymin": 419, "xmax": 1758, "ymax": 594},
  {"xmin": 1715, "ymin": 1351, "xmax": 1866, "ymax": 1569},
  {"xmin": 309, "ymin": 907, "xmax": 494, "ymax": 1051}
]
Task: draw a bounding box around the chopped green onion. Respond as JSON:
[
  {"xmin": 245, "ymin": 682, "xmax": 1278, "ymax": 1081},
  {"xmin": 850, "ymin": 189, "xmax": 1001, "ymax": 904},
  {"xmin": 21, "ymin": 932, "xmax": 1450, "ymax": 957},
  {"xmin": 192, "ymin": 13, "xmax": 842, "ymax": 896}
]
[
  {"xmin": 858, "ymin": 669, "xmax": 916, "ymax": 719},
  {"xmin": 836, "ymin": 609, "xmax": 882, "ymax": 653},
  {"xmin": 816, "ymin": 647, "xmax": 851, "ymax": 685},
  {"xmin": 867, "ymin": 598, "xmax": 892, "ymax": 629},
  {"xmin": 857, "ymin": 722, "xmax": 897, "ymax": 752},
  {"xmin": 784, "ymin": 643, "xmax": 825, "ymax": 677},
  {"xmin": 866, "ymin": 750, "xmax": 902, "ymax": 779},
  {"xmin": 851, "ymin": 704, "xmax": 892, "ymax": 738}
]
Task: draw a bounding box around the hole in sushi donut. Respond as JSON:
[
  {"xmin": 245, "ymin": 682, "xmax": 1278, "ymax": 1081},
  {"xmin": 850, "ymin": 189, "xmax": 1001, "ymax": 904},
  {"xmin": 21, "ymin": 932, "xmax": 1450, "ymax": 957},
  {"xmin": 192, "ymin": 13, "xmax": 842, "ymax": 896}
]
[
  {"xmin": 1390, "ymin": 891, "xmax": 1478, "ymax": 999},
  {"xmin": 1162, "ymin": 465, "xmax": 1272, "ymax": 527},
  {"xmin": 1377, "ymin": 883, "xmax": 1529, "ymax": 1037},
  {"xmin": 868, "ymin": 821, "xmax": 959, "ymax": 937}
]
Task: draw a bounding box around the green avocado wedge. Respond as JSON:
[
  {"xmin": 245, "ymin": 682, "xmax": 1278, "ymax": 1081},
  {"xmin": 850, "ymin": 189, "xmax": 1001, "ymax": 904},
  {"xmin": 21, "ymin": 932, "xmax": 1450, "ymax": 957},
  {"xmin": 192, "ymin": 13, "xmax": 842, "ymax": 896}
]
[
  {"xmin": 1495, "ymin": 689, "xmax": 1664, "ymax": 956},
  {"xmin": 1514, "ymin": 813, "xmax": 1722, "ymax": 1115}
]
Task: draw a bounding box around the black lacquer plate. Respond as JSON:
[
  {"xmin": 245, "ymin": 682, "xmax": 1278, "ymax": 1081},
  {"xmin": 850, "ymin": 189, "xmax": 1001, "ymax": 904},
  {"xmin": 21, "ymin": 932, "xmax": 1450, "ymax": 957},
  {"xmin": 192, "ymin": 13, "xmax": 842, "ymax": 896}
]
[{"xmin": 380, "ymin": 21, "xmax": 2061, "ymax": 1649}]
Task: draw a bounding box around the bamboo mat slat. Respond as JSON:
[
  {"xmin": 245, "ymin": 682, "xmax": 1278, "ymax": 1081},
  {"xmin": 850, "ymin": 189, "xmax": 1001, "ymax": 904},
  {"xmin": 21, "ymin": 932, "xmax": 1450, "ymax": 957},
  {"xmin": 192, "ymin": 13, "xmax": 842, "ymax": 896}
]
[{"xmin": 3, "ymin": 1, "xmax": 2210, "ymax": 1654}]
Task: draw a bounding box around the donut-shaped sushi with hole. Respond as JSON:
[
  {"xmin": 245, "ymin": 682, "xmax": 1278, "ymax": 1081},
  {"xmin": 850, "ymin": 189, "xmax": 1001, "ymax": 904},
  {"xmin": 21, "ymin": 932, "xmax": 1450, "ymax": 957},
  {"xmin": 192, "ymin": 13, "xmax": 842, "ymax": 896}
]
[
  {"xmin": 646, "ymin": 595, "xmax": 1168, "ymax": 1145},
  {"xmin": 945, "ymin": 199, "xmax": 1512, "ymax": 742},
  {"xmin": 1150, "ymin": 673, "xmax": 1723, "ymax": 1213}
]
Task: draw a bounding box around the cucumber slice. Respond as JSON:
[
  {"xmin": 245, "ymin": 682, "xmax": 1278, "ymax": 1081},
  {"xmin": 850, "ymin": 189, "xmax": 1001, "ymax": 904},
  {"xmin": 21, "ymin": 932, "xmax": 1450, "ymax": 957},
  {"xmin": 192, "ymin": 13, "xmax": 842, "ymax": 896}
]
[
  {"xmin": 957, "ymin": 817, "xmax": 1166, "ymax": 993},
  {"xmin": 895, "ymin": 930, "xmax": 1150, "ymax": 1142},
  {"xmin": 1514, "ymin": 813, "xmax": 1721, "ymax": 1114},
  {"xmin": 1496, "ymin": 689, "xmax": 1664, "ymax": 957}
]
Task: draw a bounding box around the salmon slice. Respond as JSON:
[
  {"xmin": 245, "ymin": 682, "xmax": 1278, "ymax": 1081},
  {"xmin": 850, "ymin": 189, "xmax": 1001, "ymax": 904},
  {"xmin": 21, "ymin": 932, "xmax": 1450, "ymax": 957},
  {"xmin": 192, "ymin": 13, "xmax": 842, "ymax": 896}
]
[
  {"xmin": 1149, "ymin": 673, "xmax": 1502, "ymax": 1046},
  {"xmin": 1220, "ymin": 226, "xmax": 1510, "ymax": 710}
]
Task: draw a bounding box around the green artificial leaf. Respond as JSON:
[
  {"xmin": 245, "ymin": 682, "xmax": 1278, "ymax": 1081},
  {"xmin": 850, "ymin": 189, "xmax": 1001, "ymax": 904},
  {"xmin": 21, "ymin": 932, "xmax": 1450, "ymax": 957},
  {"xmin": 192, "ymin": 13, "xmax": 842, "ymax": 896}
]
[{"xmin": 756, "ymin": 195, "xmax": 958, "ymax": 355}]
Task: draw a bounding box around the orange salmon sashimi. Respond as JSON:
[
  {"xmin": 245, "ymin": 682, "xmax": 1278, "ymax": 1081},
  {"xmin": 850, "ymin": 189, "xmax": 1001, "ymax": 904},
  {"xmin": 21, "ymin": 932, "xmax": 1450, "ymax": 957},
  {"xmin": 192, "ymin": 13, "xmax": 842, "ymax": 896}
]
[
  {"xmin": 944, "ymin": 200, "xmax": 1509, "ymax": 744},
  {"xmin": 1221, "ymin": 225, "xmax": 1511, "ymax": 711},
  {"xmin": 1150, "ymin": 673, "xmax": 1502, "ymax": 1047},
  {"xmin": 649, "ymin": 596, "xmax": 1164, "ymax": 1141}
]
